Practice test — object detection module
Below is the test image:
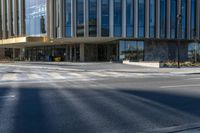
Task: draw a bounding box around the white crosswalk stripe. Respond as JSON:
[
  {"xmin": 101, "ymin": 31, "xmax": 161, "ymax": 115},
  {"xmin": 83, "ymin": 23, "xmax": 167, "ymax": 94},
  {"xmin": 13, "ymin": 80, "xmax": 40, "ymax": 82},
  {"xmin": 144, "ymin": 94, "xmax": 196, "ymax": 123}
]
[{"xmin": 1, "ymin": 74, "xmax": 17, "ymax": 81}]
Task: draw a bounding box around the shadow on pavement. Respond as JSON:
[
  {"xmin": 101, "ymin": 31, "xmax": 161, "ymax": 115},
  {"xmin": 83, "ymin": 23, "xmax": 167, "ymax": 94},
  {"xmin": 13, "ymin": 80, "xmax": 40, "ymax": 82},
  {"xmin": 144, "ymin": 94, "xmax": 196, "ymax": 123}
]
[{"xmin": 0, "ymin": 86, "xmax": 200, "ymax": 133}]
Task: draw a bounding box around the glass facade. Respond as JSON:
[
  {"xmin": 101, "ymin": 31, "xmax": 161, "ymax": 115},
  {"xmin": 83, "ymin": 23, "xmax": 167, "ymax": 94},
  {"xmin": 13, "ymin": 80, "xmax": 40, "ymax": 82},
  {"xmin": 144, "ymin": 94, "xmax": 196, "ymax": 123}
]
[
  {"xmin": 170, "ymin": 0, "xmax": 176, "ymax": 39},
  {"xmin": 126, "ymin": 0, "xmax": 134, "ymax": 37},
  {"xmin": 64, "ymin": 0, "xmax": 72, "ymax": 37},
  {"xmin": 76, "ymin": 0, "xmax": 84, "ymax": 37},
  {"xmin": 114, "ymin": 0, "xmax": 122, "ymax": 37},
  {"xmin": 119, "ymin": 41, "xmax": 144, "ymax": 61},
  {"xmin": 89, "ymin": 0, "xmax": 97, "ymax": 37},
  {"xmin": 101, "ymin": 0, "xmax": 109, "ymax": 36},
  {"xmin": 188, "ymin": 43, "xmax": 200, "ymax": 62},
  {"xmin": 191, "ymin": 0, "xmax": 196, "ymax": 39},
  {"xmin": 138, "ymin": 0, "xmax": 145, "ymax": 38},
  {"xmin": 149, "ymin": 0, "xmax": 155, "ymax": 38},
  {"xmin": 25, "ymin": 0, "xmax": 47, "ymax": 36},
  {"xmin": 18, "ymin": 0, "xmax": 21, "ymax": 35},
  {"xmin": 181, "ymin": 0, "xmax": 186, "ymax": 39},
  {"xmin": 160, "ymin": 0, "xmax": 166, "ymax": 38}
]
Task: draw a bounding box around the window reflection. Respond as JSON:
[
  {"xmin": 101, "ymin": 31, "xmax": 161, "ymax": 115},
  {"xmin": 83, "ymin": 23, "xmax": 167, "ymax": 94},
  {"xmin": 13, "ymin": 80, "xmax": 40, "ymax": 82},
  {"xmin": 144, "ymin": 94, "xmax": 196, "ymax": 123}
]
[
  {"xmin": 138, "ymin": 0, "xmax": 145, "ymax": 38},
  {"xmin": 25, "ymin": 0, "xmax": 47, "ymax": 35},
  {"xmin": 114, "ymin": 0, "xmax": 122, "ymax": 37},
  {"xmin": 89, "ymin": 0, "xmax": 97, "ymax": 37},
  {"xmin": 76, "ymin": 0, "xmax": 84, "ymax": 37},
  {"xmin": 191, "ymin": 0, "xmax": 196, "ymax": 39},
  {"xmin": 119, "ymin": 41, "xmax": 144, "ymax": 61},
  {"xmin": 64, "ymin": 0, "xmax": 71, "ymax": 37},
  {"xmin": 181, "ymin": 0, "xmax": 186, "ymax": 39},
  {"xmin": 188, "ymin": 43, "xmax": 200, "ymax": 62},
  {"xmin": 101, "ymin": 0, "xmax": 109, "ymax": 36},
  {"xmin": 126, "ymin": 0, "xmax": 134, "ymax": 37},
  {"xmin": 171, "ymin": 0, "xmax": 176, "ymax": 39},
  {"xmin": 160, "ymin": 0, "xmax": 166, "ymax": 38},
  {"xmin": 149, "ymin": 0, "xmax": 155, "ymax": 38}
]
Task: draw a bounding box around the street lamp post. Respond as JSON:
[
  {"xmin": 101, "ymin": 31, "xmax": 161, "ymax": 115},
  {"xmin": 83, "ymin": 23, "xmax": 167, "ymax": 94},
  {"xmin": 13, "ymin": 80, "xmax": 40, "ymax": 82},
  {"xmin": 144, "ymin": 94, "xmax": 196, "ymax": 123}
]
[{"xmin": 177, "ymin": 14, "xmax": 182, "ymax": 68}]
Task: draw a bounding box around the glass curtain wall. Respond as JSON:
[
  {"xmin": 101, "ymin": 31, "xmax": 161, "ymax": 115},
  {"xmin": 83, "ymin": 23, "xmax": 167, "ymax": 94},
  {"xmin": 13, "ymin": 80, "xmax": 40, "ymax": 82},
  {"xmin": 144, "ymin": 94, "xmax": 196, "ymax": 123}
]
[
  {"xmin": 0, "ymin": 1, "xmax": 2, "ymax": 39},
  {"xmin": 170, "ymin": 0, "xmax": 176, "ymax": 39},
  {"xmin": 64, "ymin": 0, "xmax": 72, "ymax": 37},
  {"xmin": 18, "ymin": 0, "xmax": 21, "ymax": 35},
  {"xmin": 126, "ymin": 0, "xmax": 134, "ymax": 37},
  {"xmin": 160, "ymin": 0, "xmax": 166, "ymax": 38},
  {"xmin": 101, "ymin": 0, "xmax": 109, "ymax": 36},
  {"xmin": 89, "ymin": 0, "xmax": 97, "ymax": 36},
  {"xmin": 114, "ymin": 0, "xmax": 122, "ymax": 37},
  {"xmin": 119, "ymin": 41, "xmax": 144, "ymax": 61},
  {"xmin": 149, "ymin": 0, "xmax": 155, "ymax": 38},
  {"xmin": 76, "ymin": 0, "xmax": 84, "ymax": 37},
  {"xmin": 191, "ymin": 0, "xmax": 196, "ymax": 39},
  {"xmin": 25, "ymin": 0, "xmax": 47, "ymax": 36},
  {"xmin": 181, "ymin": 0, "xmax": 186, "ymax": 39},
  {"xmin": 138, "ymin": 0, "xmax": 145, "ymax": 38}
]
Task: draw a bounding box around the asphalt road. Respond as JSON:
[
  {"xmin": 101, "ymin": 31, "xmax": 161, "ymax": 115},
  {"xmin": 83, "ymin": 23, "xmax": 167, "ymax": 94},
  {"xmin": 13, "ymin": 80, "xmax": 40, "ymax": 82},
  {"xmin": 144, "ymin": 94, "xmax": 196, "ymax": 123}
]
[{"xmin": 0, "ymin": 63, "xmax": 200, "ymax": 133}]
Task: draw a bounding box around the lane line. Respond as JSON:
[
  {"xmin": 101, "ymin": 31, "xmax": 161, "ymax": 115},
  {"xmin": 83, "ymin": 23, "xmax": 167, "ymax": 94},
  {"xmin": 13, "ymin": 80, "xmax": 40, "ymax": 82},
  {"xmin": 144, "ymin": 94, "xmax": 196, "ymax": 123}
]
[{"xmin": 160, "ymin": 84, "xmax": 200, "ymax": 88}]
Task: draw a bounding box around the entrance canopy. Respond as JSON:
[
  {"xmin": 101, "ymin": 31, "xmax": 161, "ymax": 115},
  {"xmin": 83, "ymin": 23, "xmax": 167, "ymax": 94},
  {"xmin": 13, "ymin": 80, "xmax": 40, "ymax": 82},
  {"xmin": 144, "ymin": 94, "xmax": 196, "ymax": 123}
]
[{"xmin": 0, "ymin": 36, "xmax": 121, "ymax": 48}]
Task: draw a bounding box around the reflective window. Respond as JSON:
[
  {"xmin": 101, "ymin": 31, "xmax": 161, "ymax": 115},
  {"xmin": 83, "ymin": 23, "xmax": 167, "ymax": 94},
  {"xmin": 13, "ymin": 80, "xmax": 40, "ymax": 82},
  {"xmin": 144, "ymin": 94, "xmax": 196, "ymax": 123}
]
[
  {"xmin": 191, "ymin": 0, "xmax": 196, "ymax": 39},
  {"xmin": 76, "ymin": 0, "xmax": 84, "ymax": 37},
  {"xmin": 12, "ymin": 0, "xmax": 15, "ymax": 36},
  {"xmin": 6, "ymin": 0, "xmax": 9, "ymax": 33},
  {"xmin": 188, "ymin": 43, "xmax": 200, "ymax": 62},
  {"xmin": 126, "ymin": 0, "xmax": 134, "ymax": 37},
  {"xmin": 149, "ymin": 0, "xmax": 155, "ymax": 38},
  {"xmin": 119, "ymin": 41, "xmax": 144, "ymax": 61},
  {"xmin": 0, "ymin": 1, "xmax": 2, "ymax": 38},
  {"xmin": 101, "ymin": 0, "xmax": 109, "ymax": 36},
  {"xmin": 89, "ymin": 0, "xmax": 97, "ymax": 37},
  {"xmin": 64, "ymin": 0, "xmax": 71, "ymax": 37},
  {"xmin": 25, "ymin": 0, "xmax": 47, "ymax": 35},
  {"xmin": 160, "ymin": 0, "xmax": 166, "ymax": 38},
  {"xmin": 181, "ymin": 0, "xmax": 186, "ymax": 39},
  {"xmin": 171, "ymin": 0, "xmax": 176, "ymax": 39},
  {"xmin": 138, "ymin": 0, "xmax": 145, "ymax": 38},
  {"xmin": 114, "ymin": 0, "xmax": 122, "ymax": 37},
  {"xmin": 18, "ymin": 0, "xmax": 21, "ymax": 35}
]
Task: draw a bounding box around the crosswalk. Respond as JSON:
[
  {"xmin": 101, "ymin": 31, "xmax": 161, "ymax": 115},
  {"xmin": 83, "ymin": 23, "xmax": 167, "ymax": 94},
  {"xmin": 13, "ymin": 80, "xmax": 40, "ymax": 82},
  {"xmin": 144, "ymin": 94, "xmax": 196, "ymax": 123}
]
[{"xmin": 0, "ymin": 70, "xmax": 187, "ymax": 83}]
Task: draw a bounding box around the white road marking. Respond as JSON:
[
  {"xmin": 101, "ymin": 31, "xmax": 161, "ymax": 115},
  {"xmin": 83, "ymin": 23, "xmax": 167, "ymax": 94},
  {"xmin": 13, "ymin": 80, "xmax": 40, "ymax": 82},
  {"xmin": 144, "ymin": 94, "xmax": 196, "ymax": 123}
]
[
  {"xmin": 160, "ymin": 84, "xmax": 200, "ymax": 88},
  {"xmin": 48, "ymin": 73, "xmax": 66, "ymax": 79},
  {"xmin": 1, "ymin": 74, "xmax": 17, "ymax": 81},
  {"xmin": 0, "ymin": 95, "xmax": 16, "ymax": 99},
  {"xmin": 28, "ymin": 74, "xmax": 43, "ymax": 79}
]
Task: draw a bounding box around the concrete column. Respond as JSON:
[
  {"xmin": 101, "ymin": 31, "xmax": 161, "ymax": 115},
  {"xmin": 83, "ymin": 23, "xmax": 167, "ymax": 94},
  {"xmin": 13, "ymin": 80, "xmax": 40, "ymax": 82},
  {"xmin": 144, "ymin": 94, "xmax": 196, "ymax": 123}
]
[
  {"xmin": 13, "ymin": 48, "xmax": 16, "ymax": 60},
  {"xmin": 8, "ymin": 0, "xmax": 13, "ymax": 37},
  {"xmin": 97, "ymin": 0, "xmax": 101, "ymax": 37},
  {"xmin": 84, "ymin": 0, "xmax": 89, "ymax": 37},
  {"xmin": 69, "ymin": 45, "xmax": 72, "ymax": 61},
  {"xmin": 47, "ymin": 0, "xmax": 50, "ymax": 37},
  {"xmin": 166, "ymin": 0, "xmax": 171, "ymax": 39},
  {"xmin": 0, "ymin": 1, "xmax": 3, "ymax": 39},
  {"xmin": 109, "ymin": 0, "xmax": 114, "ymax": 37},
  {"xmin": 134, "ymin": 0, "xmax": 138, "ymax": 38},
  {"xmin": 80, "ymin": 43, "xmax": 85, "ymax": 62},
  {"xmin": 49, "ymin": 0, "xmax": 55, "ymax": 38},
  {"xmin": 155, "ymin": 0, "xmax": 160, "ymax": 38},
  {"xmin": 72, "ymin": 0, "xmax": 76, "ymax": 37},
  {"xmin": 20, "ymin": 0, "xmax": 25, "ymax": 35},
  {"xmin": 74, "ymin": 45, "xmax": 77, "ymax": 61},
  {"xmin": 196, "ymin": 0, "xmax": 200, "ymax": 39},
  {"xmin": 21, "ymin": 0, "xmax": 26, "ymax": 35},
  {"xmin": 14, "ymin": 0, "xmax": 19, "ymax": 36},
  {"xmin": 20, "ymin": 48, "xmax": 25, "ymax": 61},
  {"xmin": 122, "ymin": 0, "xmax": 126, "ymax": 37},
  {"xmin": 58, "ymin": 0, "xmax": 64, "ymax": 38},
  {"xmin": 186, "ymin": 0, "xmax": 191, "ymax": 39},
  {"xmin": 145, "ymin": 0, "xmax": 150, "ymax": 38},
  {"xmin": 2, "ymin": 0, "xmax": 7, "ymax": 39},
  {"xmin": 65, "ymin": 45, "xmax": 68, "ymax": 61}
]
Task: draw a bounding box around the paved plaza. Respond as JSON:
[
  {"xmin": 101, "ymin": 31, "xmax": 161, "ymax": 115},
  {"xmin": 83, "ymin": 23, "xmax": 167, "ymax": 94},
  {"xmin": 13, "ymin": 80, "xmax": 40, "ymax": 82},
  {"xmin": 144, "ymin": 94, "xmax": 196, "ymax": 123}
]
[{"xmin": 0, "ymin": 62, "xmax": 200, "ymax": 133}]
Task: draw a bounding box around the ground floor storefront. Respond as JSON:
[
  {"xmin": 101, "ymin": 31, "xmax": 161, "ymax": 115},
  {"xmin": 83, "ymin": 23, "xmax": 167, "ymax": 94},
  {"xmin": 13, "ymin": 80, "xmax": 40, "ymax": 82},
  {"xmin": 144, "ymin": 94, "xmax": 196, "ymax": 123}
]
[{"xmin": 2, "ymin": 40, "xmax": 200, "ymax": 63}]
